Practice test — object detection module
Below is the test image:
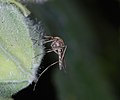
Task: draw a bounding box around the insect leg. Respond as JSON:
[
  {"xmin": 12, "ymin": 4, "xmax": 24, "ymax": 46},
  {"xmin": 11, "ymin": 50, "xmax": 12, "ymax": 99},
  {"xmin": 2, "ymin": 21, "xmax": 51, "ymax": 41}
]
[
  {"xmin": 33, "ymin": 49, "xmax": 56, "ymax": 58},
  {"xmin": 33, "ymin": 61, "xmax": 59, "ymax": 91},
  {"xmin": 43, "ymin": 35, "xmax": 53, "ymax": 39},
  {"xmin": 39, "ymin": 61, "xmax": 58, "ymax": 77},
  {"xmin": 42, "ymin": 40, "xmax": 54, "ymax": 44},
  {"xmin": 61, "ymin": 45, "xmax": 67, "ymax": 61}
]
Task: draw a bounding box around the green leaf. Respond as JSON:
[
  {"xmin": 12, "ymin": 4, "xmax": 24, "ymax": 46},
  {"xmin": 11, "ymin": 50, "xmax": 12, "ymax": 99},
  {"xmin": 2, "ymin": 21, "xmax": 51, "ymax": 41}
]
[
  {"xmin": 0, "ymin": 0, "xmax": 31, "ymax": 16},
  {"xmin": 0, "ymin": 0, "xmax": 44, "ymax": 98}
]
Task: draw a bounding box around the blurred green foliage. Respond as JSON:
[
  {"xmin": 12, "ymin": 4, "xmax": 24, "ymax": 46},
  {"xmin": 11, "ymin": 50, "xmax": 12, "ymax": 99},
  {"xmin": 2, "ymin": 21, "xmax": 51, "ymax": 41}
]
[{"xmin": 24, "ymin": 0, "xmax": 119, "ymax": 100}]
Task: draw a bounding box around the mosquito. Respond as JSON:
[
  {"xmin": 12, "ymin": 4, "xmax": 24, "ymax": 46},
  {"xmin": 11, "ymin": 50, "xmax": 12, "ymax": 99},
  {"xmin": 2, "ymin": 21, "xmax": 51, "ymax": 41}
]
[
  {"xmin": 33, "ymin": 35, "xmax": 67, "ymax": 90},
  {"xmin": 33, "ymin": 35, "xmax": 67, "ymax": 70},
  {"xmin": 38, "ymin": 36, "xmax": 67, "ymax": 77},
  {"xmin": 43, "ymin": 36, "xmax": 67, "ymax": 69}
]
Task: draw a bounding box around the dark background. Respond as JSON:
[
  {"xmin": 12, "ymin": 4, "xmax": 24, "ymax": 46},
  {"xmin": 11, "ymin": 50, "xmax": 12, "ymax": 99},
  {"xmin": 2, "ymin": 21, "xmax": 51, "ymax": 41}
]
[{"xmin": 13, "ymin": 0, "xmax": 120, "ymax": 100}]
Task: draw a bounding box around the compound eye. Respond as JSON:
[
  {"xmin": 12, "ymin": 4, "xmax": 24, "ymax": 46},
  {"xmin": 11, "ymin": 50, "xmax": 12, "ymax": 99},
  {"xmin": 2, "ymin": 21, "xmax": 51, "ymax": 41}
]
[{"xmin": 52, "ymin": 43, "xmax": 57, "ymax": 48}]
